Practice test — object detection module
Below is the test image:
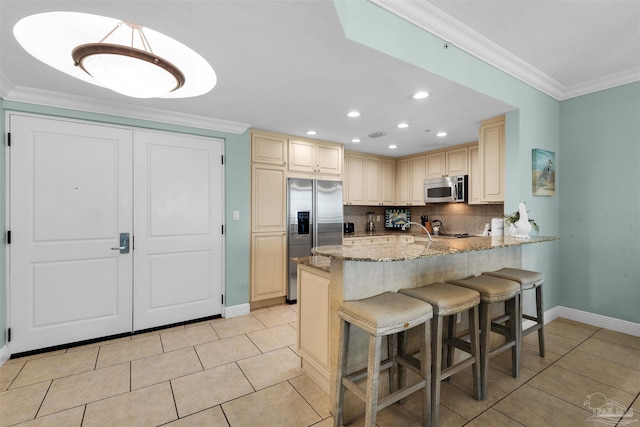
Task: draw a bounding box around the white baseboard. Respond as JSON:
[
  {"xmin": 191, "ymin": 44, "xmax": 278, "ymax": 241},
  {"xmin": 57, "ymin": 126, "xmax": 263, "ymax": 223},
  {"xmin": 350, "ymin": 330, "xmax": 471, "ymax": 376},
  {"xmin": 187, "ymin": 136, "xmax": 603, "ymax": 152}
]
[
  {"xmin": 548, "ymin": 306, "xmax": 640, "ymax": 337},
  {"xmin": 224, "ymin": 303, "xmax": 250, "ymax": 319},
  {"xmin": 0, "ymin": 345, "xmax": 10, "ymax": 367}
]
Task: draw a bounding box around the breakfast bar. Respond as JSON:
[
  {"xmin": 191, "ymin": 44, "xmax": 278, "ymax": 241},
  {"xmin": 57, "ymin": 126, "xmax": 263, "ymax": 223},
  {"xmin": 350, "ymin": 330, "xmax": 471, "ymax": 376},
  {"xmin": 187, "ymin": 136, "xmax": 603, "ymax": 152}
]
[{"xmin": 294, "ymin": 235, "xmax": 557, "ymax": 422}]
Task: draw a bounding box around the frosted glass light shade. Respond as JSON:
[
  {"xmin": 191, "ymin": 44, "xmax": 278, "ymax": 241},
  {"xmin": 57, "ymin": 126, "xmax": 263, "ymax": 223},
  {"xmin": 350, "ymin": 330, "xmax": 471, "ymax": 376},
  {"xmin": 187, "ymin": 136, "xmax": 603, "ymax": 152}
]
[{"xmin": 14, "ymin": 12, "xmax": 215, "ymax": 98}]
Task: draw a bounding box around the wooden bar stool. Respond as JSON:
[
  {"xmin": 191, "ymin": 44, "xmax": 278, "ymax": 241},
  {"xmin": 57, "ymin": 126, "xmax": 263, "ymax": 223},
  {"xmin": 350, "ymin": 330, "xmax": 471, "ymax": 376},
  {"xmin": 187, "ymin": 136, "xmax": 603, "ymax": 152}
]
[
  {"xmin": 483, "ymin": 268, "xmax": 546, "ymax": 356},
  {"xmin": 448, "ymin": 275, "xmax": 521, "ymax": 400},
  {"xmin": 334, "ymin": 291, "xmax": 433, "ymax": 427},
  {"xmin": 399, "ymin": 283, "xmax": 482, "ymax": 427}
]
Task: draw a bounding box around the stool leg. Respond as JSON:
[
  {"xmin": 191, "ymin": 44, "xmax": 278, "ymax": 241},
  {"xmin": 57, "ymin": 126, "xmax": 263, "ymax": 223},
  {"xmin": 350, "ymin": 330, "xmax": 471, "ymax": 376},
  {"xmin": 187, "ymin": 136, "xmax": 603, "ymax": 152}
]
[
  {"xmin": 365, "ymin": 334, "xmax": 382, "ymax": 427},
  {"xmin": 536, "ymin": 285, "xmax": 545, "ymax": 357},
  {"xmin": 421, "ymin": 320, "xmax": 431, "ymax": 427},
  {"xmin": 389, "ymin": 334, "xmax": 399, "ymax": 395},
  {"xmin": 431, "ymin": 316, "xmax": 443, "ymax": 427},
  {"xmin": 445, "ymin": 315, "xmax": 455, "ymax": 374},
  {"xmin": 334, "ymin": 319, "xmax": 350, "ymax": 427},
  {"xmin": 507, "ymin": 295, "xmax": 521, "ymax": 378},
  {"xmin": 468, "ymin": 305, "xmax": 482, "ymax": 401},
  {"xmin": 479, "ymin": 302, "xmax": 490, "ymax": 401}
]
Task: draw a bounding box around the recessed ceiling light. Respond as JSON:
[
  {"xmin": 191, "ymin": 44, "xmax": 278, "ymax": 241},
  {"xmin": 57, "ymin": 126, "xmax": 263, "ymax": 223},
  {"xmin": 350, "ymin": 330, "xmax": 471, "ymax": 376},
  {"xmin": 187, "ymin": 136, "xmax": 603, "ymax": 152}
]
[
  {"xmin": 306, "ymin": 130, "xmax": 317, "ymax": 136},
  {"xmin": 397, "ymin": 123, "xmax": 409, "ymax": 129},
  {"xmin": 413, "ymin": 91, "xmax": 429, "ymax": 99},
  {"xmin": 388, "ymin": 144, "xmax": 398, "ymax": 149},
  {"xmin": 436, "ymin": 132, "xmax": 448, "ymax": 137},
  {"xmin": 351, "ymin": 138, "xmax": 361, "ymax": 143},
  {"xmin": 347, "ymin": 111, "xmax": 360, "ymax": 118}
]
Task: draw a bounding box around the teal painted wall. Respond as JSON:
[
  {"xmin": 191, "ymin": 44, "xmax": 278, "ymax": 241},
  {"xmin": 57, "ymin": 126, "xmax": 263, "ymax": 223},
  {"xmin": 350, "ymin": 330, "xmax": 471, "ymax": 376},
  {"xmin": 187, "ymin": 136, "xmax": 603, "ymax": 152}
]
[
  {"xmin": 559, "ymin": 82, "xmax": 640, "ymax": 323},
  {"xmin": 0, "ymin": 101, "xmax": 251, "ymax": 350},
  {"xmin": 335, "ymin": 0, "xmax": 561, "ymax": 310}
]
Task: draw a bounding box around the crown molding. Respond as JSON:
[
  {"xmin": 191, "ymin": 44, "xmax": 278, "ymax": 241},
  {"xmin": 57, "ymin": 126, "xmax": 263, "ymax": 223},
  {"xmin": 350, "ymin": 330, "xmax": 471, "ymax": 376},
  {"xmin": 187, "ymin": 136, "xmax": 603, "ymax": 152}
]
[
  {"xmin": 0, "ymin": 70, "xmax": 14, "ymax": 100},
  {"xmin": 2, "ymin": 85, "xmax": 251, "ymax": 135},
  {"xmin": 369, "ymin": 0, "xmax": 639, "ymax": 101},
  {"xmin": 561, "ymin": 66, "xmax": 640, "ymax": 100}
]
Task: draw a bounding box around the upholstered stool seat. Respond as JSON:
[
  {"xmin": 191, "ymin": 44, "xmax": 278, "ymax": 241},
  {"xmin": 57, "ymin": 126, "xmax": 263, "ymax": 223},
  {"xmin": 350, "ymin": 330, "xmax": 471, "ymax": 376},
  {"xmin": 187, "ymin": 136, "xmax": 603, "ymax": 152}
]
[
  {"xmin": 399, "ymin": 283, "xmax": 482, "ymax": 426},
  {"xmin": 448, "ymin": 275, "xmax": 521, "ymax": 400},
  {"xmin": 483, "ymin": 268, "xmax": 546, "ymax": 356},
  {"xmin": 335, "ymin": 291, "xmax": 433, "ymax": 427}
]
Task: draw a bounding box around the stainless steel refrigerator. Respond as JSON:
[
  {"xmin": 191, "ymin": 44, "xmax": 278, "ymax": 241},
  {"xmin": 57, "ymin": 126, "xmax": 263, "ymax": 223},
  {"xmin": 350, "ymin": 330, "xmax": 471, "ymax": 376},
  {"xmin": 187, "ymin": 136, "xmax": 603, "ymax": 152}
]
[{"xmin": 287, "ymin": 178, "xmax": 343, "ymax": 303}]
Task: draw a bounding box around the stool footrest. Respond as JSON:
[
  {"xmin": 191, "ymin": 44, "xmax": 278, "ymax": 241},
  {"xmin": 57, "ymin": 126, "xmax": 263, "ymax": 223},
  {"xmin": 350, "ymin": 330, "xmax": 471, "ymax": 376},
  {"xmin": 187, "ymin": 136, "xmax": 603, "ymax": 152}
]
[
  {"xmin": 523, "ymin": 322, "xmax": 542, "ymax": 336},
  {"xmin": 377, "ymin": 380, "xmax": 427, "ymax": 411},
  {"xmin": 489, "ymin": 340, "xmax": 515, "ymax": 358},
  {"xmin": 523, "ymin": 314, "xmax": 541, "ymax": 322},
  {"xmin": 441, "ymin": 357, "xmax": 475, "ymax": 380},
  {"xmin": 344, "ymin": 358, "xmax": 394, "ymax": 385},
  {"xmin": 492, "ymin": 314, "xmax": 512, "ymax": 324},
  {"xmin": 491, "ymin": 323, "xmax": 512, "ymax": 336},
  {"xmin": 397, "ymin": 354, "xmax": 422, "ymax": 375},
  {"xmin": 446, "ymin": 337, "xmax": 472, "ymax": 355}
]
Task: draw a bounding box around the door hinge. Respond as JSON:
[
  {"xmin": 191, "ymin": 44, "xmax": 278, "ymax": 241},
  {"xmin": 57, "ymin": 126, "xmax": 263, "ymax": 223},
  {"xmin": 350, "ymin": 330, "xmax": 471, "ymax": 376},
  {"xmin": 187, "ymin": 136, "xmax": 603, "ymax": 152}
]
[
  {"xmin": 221, "ymin": 155, "xmax": 224, "ymax": 165},
  {"xmin": 221, "ymin": 225, "xmax": 224, "ymax": 234},
  {"xmin": 7, "ymin": 132, "xmax": 11, "ymax": 147},
  {"xmin": 7, "ymin": 328, "xmax": 11, "ymax": 342},
  {"xmin": 6, "ymin": 230, "xmax": 10, "ymax": 245}
]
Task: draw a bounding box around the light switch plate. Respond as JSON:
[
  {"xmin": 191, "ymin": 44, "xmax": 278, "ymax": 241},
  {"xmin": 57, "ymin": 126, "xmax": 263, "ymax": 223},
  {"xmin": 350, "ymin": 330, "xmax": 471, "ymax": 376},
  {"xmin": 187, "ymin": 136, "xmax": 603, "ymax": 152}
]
[{"xmin": 233, "ymin": 210, "xmax": 240, "ymax": 221}]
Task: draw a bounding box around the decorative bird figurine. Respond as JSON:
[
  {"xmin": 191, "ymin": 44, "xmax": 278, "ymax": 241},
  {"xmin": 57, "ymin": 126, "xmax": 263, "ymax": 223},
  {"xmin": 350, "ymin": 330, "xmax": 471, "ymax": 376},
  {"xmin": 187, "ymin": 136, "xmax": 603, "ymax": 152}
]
[{"xmin": 511, "ymin": 202, "xmax": 532, "ymax": 238}]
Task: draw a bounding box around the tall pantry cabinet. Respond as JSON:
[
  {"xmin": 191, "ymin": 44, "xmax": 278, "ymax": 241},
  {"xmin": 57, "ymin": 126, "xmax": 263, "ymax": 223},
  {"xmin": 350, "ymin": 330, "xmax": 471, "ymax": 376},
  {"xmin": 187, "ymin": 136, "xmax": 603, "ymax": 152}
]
[
  {"xmin": 250, "ymin": 130, "xmax": 343, "ymax": 306},
  {"xmin": 250, "ymin": 133, "xmax": 287, "ymax": 303}
]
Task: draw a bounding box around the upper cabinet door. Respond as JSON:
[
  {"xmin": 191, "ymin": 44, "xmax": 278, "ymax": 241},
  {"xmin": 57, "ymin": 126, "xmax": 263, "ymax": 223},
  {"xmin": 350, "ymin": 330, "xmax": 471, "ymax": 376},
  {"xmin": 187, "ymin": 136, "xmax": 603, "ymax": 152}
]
[
  {"xmin": 289, "ymin": 140, "xmax": 342, "ymax": 177},
  {"xmin": 446, "ymin": 147, "xmax": 468, "ymax": 176},
  {"xmin": 409, "ymin": 155, "xmax": 426, "ymax": 205},
  {"xmin": 252, "ymin": 132, "xmax": 287, "ymax": 166},
  {"xmin": 288, "ymin": 140, "xmax": 316, "ymax": 173},
  {"xmin": 425, "ymin": 152, "xmax": 445, "ymax": 178},
  {"xmin": 479, "ymin": 116, "xmax": 505, "ymax": 202},
  {"xmin": 316, "ymin": 143, "xmax": 342, "ymax": 176}
]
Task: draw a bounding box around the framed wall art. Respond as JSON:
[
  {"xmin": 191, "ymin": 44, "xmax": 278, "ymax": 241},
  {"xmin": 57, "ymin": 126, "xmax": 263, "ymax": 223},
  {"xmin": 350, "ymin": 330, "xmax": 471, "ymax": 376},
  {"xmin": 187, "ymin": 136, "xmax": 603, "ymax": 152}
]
[{"xmin": 532, "ymin": 148, "xmax": 555, "ymax": 196}]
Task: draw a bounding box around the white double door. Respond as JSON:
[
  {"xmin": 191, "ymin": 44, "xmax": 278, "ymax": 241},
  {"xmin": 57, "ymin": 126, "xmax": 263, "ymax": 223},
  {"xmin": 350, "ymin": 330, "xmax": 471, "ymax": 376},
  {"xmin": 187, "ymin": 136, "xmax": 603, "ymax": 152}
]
[{"xmin": 8, "ymin": 114, "xmax": 223, "ymax": 353}]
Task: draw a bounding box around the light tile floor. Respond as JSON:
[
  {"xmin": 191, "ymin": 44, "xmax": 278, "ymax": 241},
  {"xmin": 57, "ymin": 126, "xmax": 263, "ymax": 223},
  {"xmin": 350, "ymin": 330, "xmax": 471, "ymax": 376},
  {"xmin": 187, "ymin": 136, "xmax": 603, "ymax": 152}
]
[{"xmin": 1, "ymin": 304, "xmax": 639, "ymax": 427}]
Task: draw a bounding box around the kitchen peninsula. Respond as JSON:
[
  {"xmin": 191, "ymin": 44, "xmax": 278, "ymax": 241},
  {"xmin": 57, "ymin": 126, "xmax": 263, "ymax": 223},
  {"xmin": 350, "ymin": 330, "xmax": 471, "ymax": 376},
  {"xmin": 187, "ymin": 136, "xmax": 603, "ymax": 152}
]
[{"xmin": 294, "ymin": 235, "xmax": 557, "ymax": 419}]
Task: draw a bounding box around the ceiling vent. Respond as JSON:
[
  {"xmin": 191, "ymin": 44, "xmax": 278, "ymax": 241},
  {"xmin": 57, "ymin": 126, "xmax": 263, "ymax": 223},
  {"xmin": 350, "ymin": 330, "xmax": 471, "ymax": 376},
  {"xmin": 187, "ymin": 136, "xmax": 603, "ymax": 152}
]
[{"xmin": 368, "ymin": 131, "xmax": 386, "ymax": 138}]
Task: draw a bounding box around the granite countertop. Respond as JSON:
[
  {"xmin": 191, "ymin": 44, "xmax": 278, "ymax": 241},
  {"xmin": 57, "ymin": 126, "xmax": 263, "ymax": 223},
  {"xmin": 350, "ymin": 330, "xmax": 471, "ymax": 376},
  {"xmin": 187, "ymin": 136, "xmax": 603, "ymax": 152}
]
[
  {"xmin": 312, "ymin": 235, "xmax": 558, "ymax": 262},
  {"xmin": 292, "ymin": 255, "xmax": 331, "ymax": 272}
]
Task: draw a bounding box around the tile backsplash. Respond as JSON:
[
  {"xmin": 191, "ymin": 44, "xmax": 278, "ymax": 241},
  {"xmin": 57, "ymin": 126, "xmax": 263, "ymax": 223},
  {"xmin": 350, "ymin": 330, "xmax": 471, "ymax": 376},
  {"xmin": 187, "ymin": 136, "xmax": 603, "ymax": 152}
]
[{"xmin": 343, "ymin": 204, "xmax": 504, "ymax": 235}]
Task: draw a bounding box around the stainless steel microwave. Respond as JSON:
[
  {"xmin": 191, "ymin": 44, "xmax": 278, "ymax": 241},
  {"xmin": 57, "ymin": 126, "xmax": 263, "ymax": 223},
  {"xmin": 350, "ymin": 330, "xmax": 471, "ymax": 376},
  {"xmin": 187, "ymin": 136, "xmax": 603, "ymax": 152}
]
[{"xmin": 424, "ymin": 175, "xmax": 468, "ymax": 203}]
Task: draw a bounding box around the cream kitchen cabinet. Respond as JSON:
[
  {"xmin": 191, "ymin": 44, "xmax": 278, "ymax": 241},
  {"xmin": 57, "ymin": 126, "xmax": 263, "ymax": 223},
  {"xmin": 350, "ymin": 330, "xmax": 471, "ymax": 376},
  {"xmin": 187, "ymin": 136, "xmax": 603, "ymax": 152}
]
[
  {"xmin": 345, "ymin": 153, "xmax": 394, "ymax": 206},
  {"xmin": 478, "ymin": 116, "xmax": 505, "ymax": 202},
  {"xmin": 409, "ymin": 155, "xmax": 426, "ymax": 205},
  {"xmin": 379, "ymin": 158, "xmax": 396, "ymax": 205},
  {"xmin": 251, "ymin": 131, "xmax": 287, "ymax": 166},
  {"xmin": 251, "ymin": 232, "xmax": 287, "ymax": 301},
  {"xmin": 342, "ymin": 236, "xmax": 363, "ymax": 246},
  {"xmin": 425, "ymin": 152, "xmax": 445, "ymax": 178},
  {"xmin": 344, "ymin": 153, "xmax": 365, "ymax": 205},
  {"xmin": 288, "ymin": 139, "xmax": 342, "ymax": 177},
  {"xmin": 363, "ymin": 156, "xmax": 395, "ymax": 206},
  {"xmin": 297, "ymin": 264, "xmax": 330, "ymax": 392},
  {"xmin": 446, "ymin": 147, "xmax": 468, "ymax": 176},
  {"xmin": 468, "ymin": 145, "xmax": 483, "ymax": 204},
  {"xmin": 395, "ymin": 155, "xmax": 426, "ymax": 206},
  {"xmin": 251, "ymin": 164, "xmax": 286, "ymax": 232}
]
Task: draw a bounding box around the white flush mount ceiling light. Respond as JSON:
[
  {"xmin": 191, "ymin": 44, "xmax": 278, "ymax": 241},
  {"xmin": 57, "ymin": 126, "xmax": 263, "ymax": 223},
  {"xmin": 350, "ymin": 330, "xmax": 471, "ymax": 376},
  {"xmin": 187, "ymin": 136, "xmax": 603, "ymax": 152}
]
[
  {"xmin": 13, "ymin": 12, "xmax": 216, "ymax": 98},
  {"xmin": 413, "ymin": 91, "xmax": 430, "ymax": 99},
  {"xmin": 351, "ymin": 138, "xmax": 361, "ymax": 143},
  {"xmin": 437, "ymin": 132, "xmax": 448, "ymax": 137},
  {"xmin": 397, "ymin": 123, "xmax": 409, "ymax": 129},
  {"xmin": 306, "ymin": 130, "xmax": 318, "ymax": 135},
  {"xmin": 388, "ymin": 144, "xmax": 398, "ymax": 149},
  {"xmin": 347, "ymin": 111, "xmax": 361, "ymax": 118}
]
